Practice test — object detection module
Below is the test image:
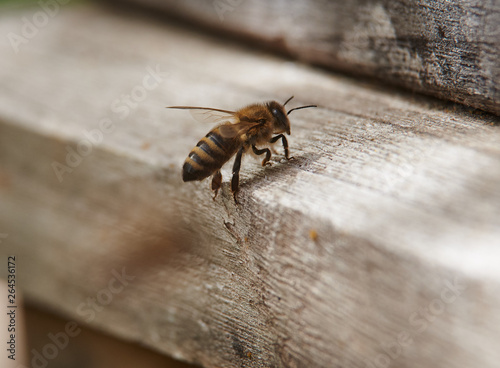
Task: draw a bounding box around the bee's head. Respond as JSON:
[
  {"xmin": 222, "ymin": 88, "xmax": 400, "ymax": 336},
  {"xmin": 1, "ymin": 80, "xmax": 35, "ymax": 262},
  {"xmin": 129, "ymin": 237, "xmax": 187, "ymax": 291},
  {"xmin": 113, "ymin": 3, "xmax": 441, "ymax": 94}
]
[
  {"xmin": 267, "ymin": 97, "xmax": 317, "ymax": 135},
  {"xmin": 267, "ymin": 101, "xmax": 291, "ymax": 135}
]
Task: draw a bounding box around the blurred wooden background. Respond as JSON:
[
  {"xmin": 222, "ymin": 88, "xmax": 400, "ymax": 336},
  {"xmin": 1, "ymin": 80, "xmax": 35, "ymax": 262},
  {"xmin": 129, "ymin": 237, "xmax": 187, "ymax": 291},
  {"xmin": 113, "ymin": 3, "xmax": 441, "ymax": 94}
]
[{"xmin": 125, "ymin": 0, "xmax": 500, "ymax": 115}]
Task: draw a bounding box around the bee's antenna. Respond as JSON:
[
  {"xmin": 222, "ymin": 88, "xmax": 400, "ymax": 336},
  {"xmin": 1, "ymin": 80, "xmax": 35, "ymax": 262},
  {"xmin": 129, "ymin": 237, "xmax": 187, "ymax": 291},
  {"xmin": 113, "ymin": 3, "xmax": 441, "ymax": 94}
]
[
  {"xmin": 283, "ymin": 96, "xmax": 294, "ymax": 106},
  {"xmin": 287, "ymin": 105, "xmax": 317, "ymax": 115}
]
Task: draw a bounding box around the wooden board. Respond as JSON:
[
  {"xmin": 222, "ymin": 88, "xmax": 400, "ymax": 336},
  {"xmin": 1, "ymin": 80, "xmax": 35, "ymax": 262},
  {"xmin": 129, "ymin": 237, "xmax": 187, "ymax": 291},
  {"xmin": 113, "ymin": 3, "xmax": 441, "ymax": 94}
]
[
  {"xmin": 121, "ymin": 0, "xmax": 500, "ymax": 116},
  {"xmin": 25, "ymin": 306, "xmax": 197, "ymax": 368},
  {"xmin": 1, "ymin": 3, "xmax": 500, "ymax": 368}
]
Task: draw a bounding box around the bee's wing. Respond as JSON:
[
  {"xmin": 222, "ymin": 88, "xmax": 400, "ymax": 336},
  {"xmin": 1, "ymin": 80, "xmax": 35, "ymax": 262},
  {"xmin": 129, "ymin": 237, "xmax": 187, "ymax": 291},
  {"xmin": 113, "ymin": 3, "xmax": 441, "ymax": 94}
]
[
  {"xmin": 190, "ymin": 109, "xmax": 238, "ymax": 125},
  {"xmin": 167, "ymin": 106, "xmax": 262, "ymax": 138},
  {"xmin": 167, "ymin": 106, "xmax": 237, "ymax": 124},
  {"xmin": 218, "ymin": 121, "xmax": 262, "ymax": 138}
]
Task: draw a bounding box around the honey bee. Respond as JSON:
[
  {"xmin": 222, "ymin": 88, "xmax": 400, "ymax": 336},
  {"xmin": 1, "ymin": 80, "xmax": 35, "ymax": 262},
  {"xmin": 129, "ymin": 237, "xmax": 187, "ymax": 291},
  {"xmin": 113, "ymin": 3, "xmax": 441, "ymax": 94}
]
[{"xmin": 168, "ymin": 96, "xmax": 316, "ymax": 203}]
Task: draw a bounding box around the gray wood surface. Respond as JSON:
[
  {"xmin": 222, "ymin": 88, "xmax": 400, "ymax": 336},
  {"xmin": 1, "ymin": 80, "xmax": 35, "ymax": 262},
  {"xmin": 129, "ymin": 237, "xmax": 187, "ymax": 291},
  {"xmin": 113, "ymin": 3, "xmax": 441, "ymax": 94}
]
[
  {"xmin": 1, "ymin": 3, "xmax": 500, "ymax": 368},
  {"xmin": 126, "ymin": 0, "xmax": 500, "ymax": 116}
]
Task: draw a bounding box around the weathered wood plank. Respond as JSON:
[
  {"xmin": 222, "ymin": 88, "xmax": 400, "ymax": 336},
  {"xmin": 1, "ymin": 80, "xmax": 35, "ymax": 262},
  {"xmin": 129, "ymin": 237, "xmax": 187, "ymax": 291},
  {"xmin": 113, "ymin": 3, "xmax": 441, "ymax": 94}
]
[
  {"xmin": 122, "ymin": 0, "xmax": 500, "ymax": 116},
  {"xmin": 1, "ymin": 3, "xmax": 500, "ymax": 368},
  {"xmin": 25, "ymin": 306, "xmax": 197, "ymax": 368}
]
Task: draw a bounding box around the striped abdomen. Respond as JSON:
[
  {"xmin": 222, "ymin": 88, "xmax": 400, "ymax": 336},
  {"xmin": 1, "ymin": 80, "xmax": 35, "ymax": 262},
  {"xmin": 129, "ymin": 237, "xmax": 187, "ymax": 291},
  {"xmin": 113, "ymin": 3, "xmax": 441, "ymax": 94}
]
[{"xmin": 183, "ymin": 128, "xmax": 239, "ymax": 182}]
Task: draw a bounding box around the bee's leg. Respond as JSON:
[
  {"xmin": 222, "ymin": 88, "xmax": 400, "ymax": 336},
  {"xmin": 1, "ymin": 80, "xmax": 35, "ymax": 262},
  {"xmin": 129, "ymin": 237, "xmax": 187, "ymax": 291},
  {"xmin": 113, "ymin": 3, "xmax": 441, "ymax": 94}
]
[
  {"xmin": 252, "ymin": 145, "xmax": 272, "ymax": 166},
  {"xmin": 270, "ymin": 134, "xmax": 293, "ymax": 160},
  {"xmin": 231, "ymin": 147, "xmax": 245, "ymax": 204},
  {"xmin": 211, "ymin": 170, "xmax": 222, "ymax": 200}
]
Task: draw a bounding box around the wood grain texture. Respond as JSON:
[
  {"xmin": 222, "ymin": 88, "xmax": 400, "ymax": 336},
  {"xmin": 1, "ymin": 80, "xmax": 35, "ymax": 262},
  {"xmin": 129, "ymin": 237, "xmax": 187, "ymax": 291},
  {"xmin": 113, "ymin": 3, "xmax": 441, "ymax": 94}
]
[
  {"xmin": 122, "ymin": 0, "xmax": 500, "ymax": 116},
  {"xmin": 1, "ymin": 3, "xmax": 500, "ymax": 368}
]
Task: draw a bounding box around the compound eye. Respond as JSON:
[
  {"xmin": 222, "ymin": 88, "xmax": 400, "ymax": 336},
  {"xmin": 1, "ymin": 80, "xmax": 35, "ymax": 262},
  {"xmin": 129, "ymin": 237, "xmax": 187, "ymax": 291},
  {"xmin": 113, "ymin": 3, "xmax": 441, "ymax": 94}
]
[{"xmin": 272, "ymin": 109, "xmax": 278, "ymax": 116}]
